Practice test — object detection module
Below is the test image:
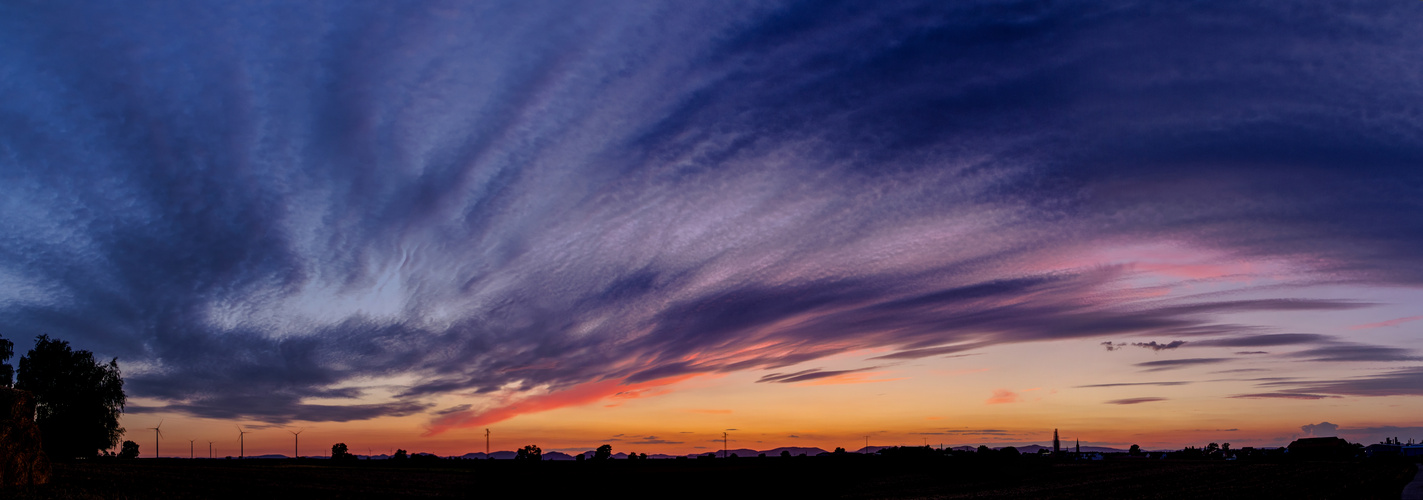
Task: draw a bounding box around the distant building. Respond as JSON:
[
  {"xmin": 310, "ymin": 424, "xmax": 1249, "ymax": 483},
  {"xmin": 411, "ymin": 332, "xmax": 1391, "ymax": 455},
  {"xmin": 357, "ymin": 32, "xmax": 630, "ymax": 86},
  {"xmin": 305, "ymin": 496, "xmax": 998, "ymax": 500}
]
[
  {"xmin": 1286, "ymin": 437, "xmax": 1355, "ymax": 459},
  {"xmin": 1364, "ymin": 443, "xmax": 1400, "ymax": 458},
  {"xmin": 1053, "ymin": 429, "xmax": 1060, "ymax": 454}
]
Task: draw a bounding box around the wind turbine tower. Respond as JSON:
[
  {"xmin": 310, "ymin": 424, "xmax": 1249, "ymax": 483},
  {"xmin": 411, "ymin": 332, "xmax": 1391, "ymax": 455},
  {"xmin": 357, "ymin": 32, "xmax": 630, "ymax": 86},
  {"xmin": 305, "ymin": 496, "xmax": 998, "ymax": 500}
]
[
  {"xmin": 189, "ymin": 439, "xmax": 195, "ymax": 459},
  {"xmin": 236, "ymin": 425, "xmax": 250, "ymax": 459},
  {"xmin": 149, "ymin": 420, "xmax": 163, "ymax": 458},
  {"xmin": 485, "ymin": 428, "xmax": 490, "ymax": 457},
  {"xmin": 208, "ymin": 441, "xmax": 214, "ymax": 459},
  {"xmin": 722, "ymin": 431, "xmax": 728, "ymax": 459},
  {"xmin": 288, "ymin": 428, "xmax": 305, "ymax": 459}
]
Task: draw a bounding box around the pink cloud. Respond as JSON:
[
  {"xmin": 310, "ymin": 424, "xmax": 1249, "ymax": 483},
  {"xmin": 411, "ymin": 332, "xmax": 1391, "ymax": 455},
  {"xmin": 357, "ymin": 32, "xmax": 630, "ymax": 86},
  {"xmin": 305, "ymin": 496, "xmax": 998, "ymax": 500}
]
[
  {"xmin": 422, "ymin": 374, "xmax": 698, "ymax": 436},
  {"xmin": 1349, "ymin": 316, "xmax": 1423, "ymax": 330},
  {"xmin": 985, "ymin": 388, "xmax": 1019, "ymax": 405}
]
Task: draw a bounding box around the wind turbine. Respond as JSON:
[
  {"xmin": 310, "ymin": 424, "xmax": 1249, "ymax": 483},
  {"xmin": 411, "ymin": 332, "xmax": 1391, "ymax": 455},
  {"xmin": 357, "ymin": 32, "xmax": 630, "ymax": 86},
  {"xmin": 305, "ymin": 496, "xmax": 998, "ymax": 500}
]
[
  {"xmin": 287, "ymin": 428, "xmax": 305, "ymax": 459},
  {"xmin": 149, "ymin": 420, "xmax": 163, "ymax": 458},
  {"xmin": 190, "ymin": 439, "xmax": 195, "ymax": 459},
  {"xmin": 208, "ymin": 441, "xmax": 214, "ymax": 459},
  {"xmin": 236, "ymin": 425, "xmax": 250, "ymax": 459}
]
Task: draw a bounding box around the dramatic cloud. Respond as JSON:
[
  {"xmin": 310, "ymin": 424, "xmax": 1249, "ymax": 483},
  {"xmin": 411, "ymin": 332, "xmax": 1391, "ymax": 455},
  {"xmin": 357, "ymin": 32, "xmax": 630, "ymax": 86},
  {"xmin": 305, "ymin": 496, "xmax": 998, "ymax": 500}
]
[{"xmin": 2, "ymin": 1, "xmax": 1422, "ymax": 426}]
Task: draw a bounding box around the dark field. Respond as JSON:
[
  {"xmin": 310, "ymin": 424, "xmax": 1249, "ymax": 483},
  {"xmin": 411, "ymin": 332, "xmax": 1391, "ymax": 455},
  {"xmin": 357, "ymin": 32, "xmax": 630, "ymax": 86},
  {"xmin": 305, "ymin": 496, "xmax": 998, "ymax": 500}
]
[{"xmin": 5, "ymin": 458, "xmax": 1417, "ymax": 499}]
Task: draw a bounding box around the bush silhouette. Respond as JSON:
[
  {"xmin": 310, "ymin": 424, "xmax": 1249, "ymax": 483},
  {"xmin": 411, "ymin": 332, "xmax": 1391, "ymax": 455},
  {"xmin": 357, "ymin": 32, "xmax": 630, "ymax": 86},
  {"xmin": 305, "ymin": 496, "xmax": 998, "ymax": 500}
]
[
  {"xmin": 515, "ymin": 445, "xmax": 541, "ymax": 461},
  {"xmin": 118, "ymin": 440, "xmax": 139, "ymax": 459},
  {"xmin": 594, "ymin": 444, "xmax": 612, "ymax": 460},
  {"xmin": 331, "ymin": 443, "xmax": 355, "ymax": 461}
]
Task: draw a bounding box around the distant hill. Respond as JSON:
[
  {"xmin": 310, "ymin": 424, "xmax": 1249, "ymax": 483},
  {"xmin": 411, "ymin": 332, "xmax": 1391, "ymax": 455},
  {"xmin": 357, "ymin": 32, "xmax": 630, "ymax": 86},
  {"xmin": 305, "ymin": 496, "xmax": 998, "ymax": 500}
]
[
  {"xmin": 765, "ymin": 446, "xmax": 832, "ymax": 456},
  {"xmin": 434, "ymin": 444, "xmax": 1140, "ymax": 459}
]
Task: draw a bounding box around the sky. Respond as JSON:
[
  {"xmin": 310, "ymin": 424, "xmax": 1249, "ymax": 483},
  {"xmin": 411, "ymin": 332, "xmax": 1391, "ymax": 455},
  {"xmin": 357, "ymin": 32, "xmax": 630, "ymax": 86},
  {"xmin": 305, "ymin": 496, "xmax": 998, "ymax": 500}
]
[{"xmin": 2, "ymin": 1, "xmax": 1423, "ymax": 458}]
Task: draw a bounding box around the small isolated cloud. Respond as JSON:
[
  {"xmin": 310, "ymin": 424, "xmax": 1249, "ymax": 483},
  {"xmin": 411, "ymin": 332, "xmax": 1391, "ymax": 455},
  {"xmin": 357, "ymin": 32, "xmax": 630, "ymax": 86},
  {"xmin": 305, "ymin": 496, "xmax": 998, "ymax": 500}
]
[
  {"xmin": 630, "ymin": 436, "xmax": 683, "ymax": 445},
  {"xmin": 1235, "ymin": 351, "xmax": 1269, "ymax": 355},
  {"xmin": 985, "ymin": 389, "xmax": 1018, "ymax": 405},
  {"xmin": 1101, "ymin": 342, "xmax": 1126, "ymax": 351},
  {"xmin": 1133, "ymin": 341, "xmax": 1186, "ymax": 351},
  {"xmin": 1229, "ymin": 393, "xmax": 1341, "ymax": 400},
  {"xmin": 1105, "ymin": 397, "xmax": 1166, "ymax": 405},
  {"xmin": 1301, "ymin": 422, "xmax": 1340, "ymax": 437},
  {"xmin": 1217, "ymin": 429, "xmax": 1239, "ymax": 432},
  {"xmin": 1350, "ymin": 316, "xmax": 1423, "ymax": 330},
  {"xmin": 787, "ymin": 435, "xmax": 800, "ymax": 438},
  {"xmin": 1134, "ymin": 358, "xmax": 1230, "ymax": 372}
]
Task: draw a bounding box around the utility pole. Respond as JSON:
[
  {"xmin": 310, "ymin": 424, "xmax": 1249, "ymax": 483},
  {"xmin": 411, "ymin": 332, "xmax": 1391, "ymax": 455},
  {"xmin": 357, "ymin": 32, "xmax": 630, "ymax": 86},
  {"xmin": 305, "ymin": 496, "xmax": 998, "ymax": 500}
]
[{"xmin": 723, "ymin": 432, "xmax": 728, "ymax": 458}]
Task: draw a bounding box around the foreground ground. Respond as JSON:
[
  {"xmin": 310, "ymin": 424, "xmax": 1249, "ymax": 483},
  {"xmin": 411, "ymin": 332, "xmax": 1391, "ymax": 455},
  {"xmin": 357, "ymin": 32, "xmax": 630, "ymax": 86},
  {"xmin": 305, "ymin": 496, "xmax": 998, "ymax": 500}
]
[{"xmin": 5, "ymin": 457, "xmax": 1417, "ymax": 499}]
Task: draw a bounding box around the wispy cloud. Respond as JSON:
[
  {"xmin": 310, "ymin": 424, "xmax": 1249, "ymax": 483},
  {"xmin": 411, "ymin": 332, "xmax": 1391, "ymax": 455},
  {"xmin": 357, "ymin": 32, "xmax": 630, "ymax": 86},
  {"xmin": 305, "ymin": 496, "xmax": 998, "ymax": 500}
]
[
  {"xmin": 1350, "ymin": 316, "xmax": 1423, "ymax": 330},
  {"xmin": 985, "ymin": 389, "xmax": 1019, "ymax": 405},
  {"xmin": 1134, "ymin": 358, "xmax": 1231, "ymax": 372},
  {"xmin": 1105, "ymin": 397, "xmax": 1167, "ymax": 405}
]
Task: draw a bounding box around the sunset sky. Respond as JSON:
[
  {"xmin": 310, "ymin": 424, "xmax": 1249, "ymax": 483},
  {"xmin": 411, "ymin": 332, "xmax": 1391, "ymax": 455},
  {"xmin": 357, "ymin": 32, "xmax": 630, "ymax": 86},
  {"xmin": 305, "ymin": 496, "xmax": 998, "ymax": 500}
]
[{"xmin": 3, "ymin": 1, "xmax": 1423, "ymax": 458}]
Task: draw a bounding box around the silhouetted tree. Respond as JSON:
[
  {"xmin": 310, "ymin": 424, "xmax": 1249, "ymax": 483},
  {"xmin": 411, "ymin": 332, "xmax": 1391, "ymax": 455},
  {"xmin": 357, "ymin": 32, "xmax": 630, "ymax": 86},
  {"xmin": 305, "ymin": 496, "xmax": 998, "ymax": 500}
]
[
  {"xmin": 833, "ymin": 447, "xmax": 846, "ymax": 454},
  {"xmin": 627, "ymin": 450, "xmax": 638, "ymax": 460},
  {"xmin": 516, "ymin": 444, "xmax": 542, "ymax": 461},
  {"xmin": 332, "ymin": 443, "xmax": 354, "ymax": 460},
  {"xmin": 594, "ymin": 444, "xmax": 612, "ymax": 460},
  {"xmin": 1129, "ymin": 444, "xmax": 1141, "ymax": 456},
  {"xmin": 392, "ymin": 449, "xmax": 408, "ymax": 461},
  {"xmin": 1001, "ymin": 446, "xmax": 1021, "ymax": 458},
  {"xmin": 976, "ymin": 445, "xmax": 991, "ymax": 455},
  {"xmin": 780, "ymin": 450, "xmax": 791, "ymax": 458},
  {"xmin": 1221, "ymin": 442, "xmax": 1231, "ymax": 458},
  {"xmin": 16, "ymin": 335, "xmax": 126, "ymax": 459},
  {"xmin": 1204, "ymin": 442, "xmax": 1220, "ymax": 457},
  {"xmin": 0, "ymin": 334, "xmax": 13, "ymax": 387},
  {"xmin": 118, "ymin": 440, "xmax": 139, "ymax": 459},
  {"xmin": 575, "ymin": 453, "xmax": 585, "ymax": 461},
  {"xmin": 638, "ymin": 453, "xmax": 647, "ymax": 460}
]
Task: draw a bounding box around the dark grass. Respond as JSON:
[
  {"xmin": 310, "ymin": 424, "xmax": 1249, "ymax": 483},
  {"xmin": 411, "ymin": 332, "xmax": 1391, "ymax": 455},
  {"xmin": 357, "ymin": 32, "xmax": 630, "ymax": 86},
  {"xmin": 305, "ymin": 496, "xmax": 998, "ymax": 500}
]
[{"xmin": 4, "ymin": 457, "xmax": 1417, "ymax": 499}]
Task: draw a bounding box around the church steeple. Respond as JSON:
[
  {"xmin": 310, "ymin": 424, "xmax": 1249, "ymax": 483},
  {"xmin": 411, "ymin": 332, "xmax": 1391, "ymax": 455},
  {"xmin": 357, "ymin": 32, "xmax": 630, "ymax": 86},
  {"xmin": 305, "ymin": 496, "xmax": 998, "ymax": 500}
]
[
  {"xmin": 1076, "ymin": 438, "xmax": 1080, "ymax": 455},
  {"xmin": 1053, "ymin": 429, "xmax": 1060, "ymax": 454}
]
